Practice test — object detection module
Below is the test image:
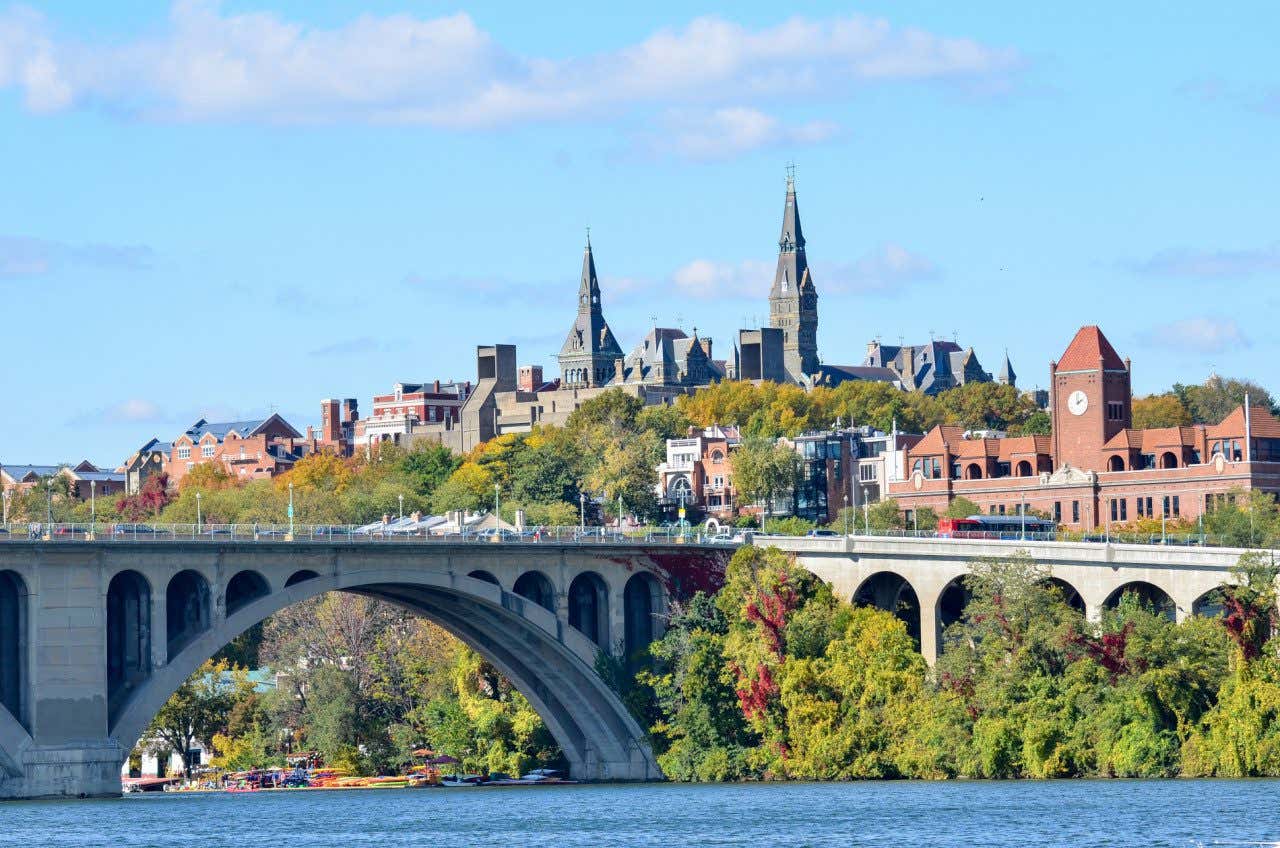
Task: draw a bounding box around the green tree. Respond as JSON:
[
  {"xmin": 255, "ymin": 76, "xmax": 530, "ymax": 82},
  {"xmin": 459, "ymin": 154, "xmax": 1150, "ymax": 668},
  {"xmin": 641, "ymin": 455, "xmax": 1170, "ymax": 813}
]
[
  {"xmin": 1132, "ymin": 392, "xmax": 1192, "ymax": 429},
  {"xmin": 730, "ymin": 437, "xmax": 798, "ymax": 514},
  {"xmin": 145, "ymin": 659, "xmax": 251, "ymax": 777}
]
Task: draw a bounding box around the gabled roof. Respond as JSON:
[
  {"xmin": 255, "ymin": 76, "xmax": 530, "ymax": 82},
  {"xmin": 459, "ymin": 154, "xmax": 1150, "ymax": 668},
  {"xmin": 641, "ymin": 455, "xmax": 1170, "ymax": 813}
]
[
  {"xmin": 1, "ymin": 464, "xmax": 61, "ymax": 482},
  {"xmin": 181, "ymin": 414, "xmax": 301, "ymax": 444},
  {"xmin": 1209, "ymin": 405, "xmax": 1280, "ymax": 440},
  {"xmin": 1056, "ymin": 325, "xmax": 1126, "ymax": 372},
  {"xmin": 911, "ymin": 425, "xmax": 966, "ymax": 456}
]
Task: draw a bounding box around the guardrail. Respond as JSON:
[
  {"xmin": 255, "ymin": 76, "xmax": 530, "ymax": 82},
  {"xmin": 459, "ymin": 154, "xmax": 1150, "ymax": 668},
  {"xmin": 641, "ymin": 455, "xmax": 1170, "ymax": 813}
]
[
  {"xmin": 760, "ymin": 528, "xmax": 1254, "ymax": 548},
  {"xmin": 0, "ymin": 522, "xmax": 742, "ymax": 546}
]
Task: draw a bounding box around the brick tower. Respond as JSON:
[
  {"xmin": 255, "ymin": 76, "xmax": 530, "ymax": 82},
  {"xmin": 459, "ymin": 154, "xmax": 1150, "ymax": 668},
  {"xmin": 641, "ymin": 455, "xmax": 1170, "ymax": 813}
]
[{"xmin": 1050, "ymin": 325, "xmax": 1132, "ymax": 471}]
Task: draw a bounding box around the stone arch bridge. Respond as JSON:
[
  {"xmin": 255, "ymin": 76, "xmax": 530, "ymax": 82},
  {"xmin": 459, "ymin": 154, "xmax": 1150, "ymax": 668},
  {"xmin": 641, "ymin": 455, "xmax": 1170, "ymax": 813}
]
[
  {"xmin": 764, "ymin": 535, "xmax": 1262, "ymax": 664},
  {"xmin": 0, "ymin": 540, "xmax": 729, "ymax": 799}
]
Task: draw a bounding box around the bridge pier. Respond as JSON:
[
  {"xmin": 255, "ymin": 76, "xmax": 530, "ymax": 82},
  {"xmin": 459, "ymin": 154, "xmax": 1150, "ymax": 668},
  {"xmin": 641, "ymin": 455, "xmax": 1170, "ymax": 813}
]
[{"xmin": 0, "ymin": 540, "xmax": 734, "ymax": 798}]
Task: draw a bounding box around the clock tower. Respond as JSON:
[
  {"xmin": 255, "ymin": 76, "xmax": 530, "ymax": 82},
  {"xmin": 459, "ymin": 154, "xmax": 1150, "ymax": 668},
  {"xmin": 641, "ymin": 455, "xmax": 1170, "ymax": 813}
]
[{"xmin": 1050, "ymin": 325, "xmax": 1132, "ymax": 471}]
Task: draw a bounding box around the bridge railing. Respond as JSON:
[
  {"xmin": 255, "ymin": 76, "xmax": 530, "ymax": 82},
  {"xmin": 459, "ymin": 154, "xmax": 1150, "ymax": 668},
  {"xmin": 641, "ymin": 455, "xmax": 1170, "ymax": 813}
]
[
  {"xmin": 0, "ymin": 522, "xmax": 742, "ymax": 546},
  {"xmin": 757, "ymin": 527, "xmax": 1247, "ymax": 548}
]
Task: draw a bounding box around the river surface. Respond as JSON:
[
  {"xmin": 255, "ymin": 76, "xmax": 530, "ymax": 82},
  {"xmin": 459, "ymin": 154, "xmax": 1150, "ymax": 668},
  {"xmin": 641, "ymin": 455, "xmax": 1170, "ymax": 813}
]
[{"xmin": 1, "ymin": 780, "xmax": 1276, "ymax": 847}]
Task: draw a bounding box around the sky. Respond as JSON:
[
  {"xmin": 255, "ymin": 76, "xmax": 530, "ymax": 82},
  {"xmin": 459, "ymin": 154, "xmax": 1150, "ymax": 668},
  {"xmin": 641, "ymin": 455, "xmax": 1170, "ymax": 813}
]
[{"xmin": 2, "ymin": 1, "xmax": 1277, "ymax": 466}]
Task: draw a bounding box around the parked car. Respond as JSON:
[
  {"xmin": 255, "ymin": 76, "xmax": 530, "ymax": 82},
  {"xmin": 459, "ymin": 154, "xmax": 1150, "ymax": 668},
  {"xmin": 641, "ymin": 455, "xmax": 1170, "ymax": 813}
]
[{"xmin": 806, "ymin": 528, "xmax": 841, "ymax": 537}]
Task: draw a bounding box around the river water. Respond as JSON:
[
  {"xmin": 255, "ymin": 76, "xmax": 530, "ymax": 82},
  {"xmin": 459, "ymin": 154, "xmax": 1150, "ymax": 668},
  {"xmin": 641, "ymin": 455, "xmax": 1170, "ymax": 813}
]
[{"xmin": 1, "ymin": 780, "xmax": 1275, "ymax": 847}]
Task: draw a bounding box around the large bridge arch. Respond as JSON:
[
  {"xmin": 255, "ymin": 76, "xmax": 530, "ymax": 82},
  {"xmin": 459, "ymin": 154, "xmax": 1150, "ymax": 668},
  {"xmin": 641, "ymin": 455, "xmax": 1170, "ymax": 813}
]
[
  {"xmin": 109, "ymin": 568, "xmax": 658, "ymax": 783},
  {"xmin": 853, "ymin": 571, "xmax": 922, "ymax": 646}
]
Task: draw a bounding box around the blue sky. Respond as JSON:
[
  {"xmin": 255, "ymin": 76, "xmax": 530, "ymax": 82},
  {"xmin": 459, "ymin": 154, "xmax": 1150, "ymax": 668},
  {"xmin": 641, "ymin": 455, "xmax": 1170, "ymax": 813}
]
[{"xmin": 2, "ymin": 1, "xmax": 1277, "ymax": 465}]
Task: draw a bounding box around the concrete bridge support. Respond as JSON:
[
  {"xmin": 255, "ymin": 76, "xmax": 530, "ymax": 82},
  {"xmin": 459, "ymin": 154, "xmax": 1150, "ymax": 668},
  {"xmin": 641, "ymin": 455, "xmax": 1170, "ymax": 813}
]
[
  {"xmin": 767, "ymin": 536, "xmax": 1249, "ymax": 665},
  {"xmin": 0, "ymin": 541, "xmax": 730, "ymax": 799}
]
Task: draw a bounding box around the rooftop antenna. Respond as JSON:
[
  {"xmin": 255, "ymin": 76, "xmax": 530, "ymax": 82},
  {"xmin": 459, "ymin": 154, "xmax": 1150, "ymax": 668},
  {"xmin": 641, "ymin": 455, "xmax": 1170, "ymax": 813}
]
[
  {"xmin": 649, "ymin": 313, "xmax": 658, "ymax": 327},
  {"xmin": 928, "ymin": 328, "xmax": 936, "ymax": 341},
  {"xmin": 785, "ymin": 162, "xmax": 796, "ymax": 184},
  {"xmin": 952, "ymin": 330, "xmax": 959, "ymax": 343},
  {"xmin": 676, "ymin": 313, "xmax": 685, "ymax": 330},
  {"xmin": 585, "ymin": 224, "xmax": 591, "ymax": 247}
]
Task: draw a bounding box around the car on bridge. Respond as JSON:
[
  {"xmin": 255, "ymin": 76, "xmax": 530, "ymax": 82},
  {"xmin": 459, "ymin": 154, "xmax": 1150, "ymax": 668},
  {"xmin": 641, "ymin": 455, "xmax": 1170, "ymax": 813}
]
[{"xmin": 111, "ymin": 523, "xmax": 159, "ymax": 536}]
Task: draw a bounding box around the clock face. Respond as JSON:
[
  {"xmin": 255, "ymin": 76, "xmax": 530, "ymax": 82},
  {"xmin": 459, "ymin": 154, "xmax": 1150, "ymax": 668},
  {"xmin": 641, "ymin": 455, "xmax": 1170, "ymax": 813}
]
[{"xmin": 1067, "ymin": 390, "xmax": 1089, "ymax": 416}]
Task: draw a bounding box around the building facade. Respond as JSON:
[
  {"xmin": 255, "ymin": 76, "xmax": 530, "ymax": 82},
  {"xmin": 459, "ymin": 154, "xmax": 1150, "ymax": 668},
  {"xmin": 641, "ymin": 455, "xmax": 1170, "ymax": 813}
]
[
  {"xmin": 655, "ymin": 425, "xmax": 741, "ymax": 521},
  {"xmin": 888, "ymin": 325, "xmax": 1280, "ymax": 530},
  {"xmin": 354, "ymin": 380, "xmax": 471, "ymax": 449}
]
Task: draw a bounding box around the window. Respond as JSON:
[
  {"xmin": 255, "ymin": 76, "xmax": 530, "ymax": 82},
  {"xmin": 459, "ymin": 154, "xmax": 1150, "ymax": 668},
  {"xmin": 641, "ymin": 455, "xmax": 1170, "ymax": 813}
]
[
  {"xmin": 951, "ymin": 462, "xmax": 962, "ymax": 480},
  {"xmin": 995, "ymin": 461, "xmax": 1011, "ymax": 478},
  {"xmin": 1107, "ymin": 401, "xmax": 1125, "ymax": 421},
  {"xmin": 1053, "ymin": 501, "xmax": 1062, "ymax": 522},
  {"xmin": 177, "ymin": 446, "xmax": 191, "ymax": 459},
  {"xmin": 1110, "ymin": 499, "xmax": 1118, "ymax": 522},
  {"xmin": 929, "ymin": 458, "xmax": 942, "ymax": 480},
  {"xmin": 859, "ymin": 464, "xmax": 877, "ymax": 481},
  {"xmin": 998, "ymin": 504, "xmax": 1006, "ymax": 515},
  {"xmin": 1072, "ymin": 501, "xmax": 1080, "ymax": 523},
  {"xmin": 201, "ymin": 445, "xmax": 215, "ymax": 458},
  {"xmin": 1230, "ymin": 440, "xmax": 1243, "ymax": 461},
  {"xmin": 1120, "ymin": 499, "xmax": 1127, "ymax": 521},
  {"xmin": 1172, "ymin": 495, "xmax": 1180, "ymax": 517},
  {"xmin": 1140, "ymin": 453, "xmax": 1156, "ymax": 470}
]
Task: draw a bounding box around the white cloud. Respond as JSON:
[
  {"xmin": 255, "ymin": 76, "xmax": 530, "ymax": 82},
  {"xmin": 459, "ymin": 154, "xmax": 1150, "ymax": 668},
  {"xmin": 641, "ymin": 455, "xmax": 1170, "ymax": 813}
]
[
  {"xmin": 827, "ymin": 242, "xmax": 940, "ymax": 294},
  {"xmin": 0, "ymin": 3, "xmax": 1024, "ymax": 126},
  {"xmin": 654, "ymin": 107, "xmax": 839, "ymax": 160},
  {"xmin": 1140, "ymin": 318, "xmax": 1250, "ymax": 354},
  {"xmin": 672, "ymin": 258, "xmax": 773, "ymax": 299},
  {"xmin": 1130, "ymin": 244, "xmax": 1280, "ymax": 278},
  {"xmin": 671, "ymin": 243, "xmax": 938, "ymax": 300},
  {"xmin": 0, "ymin": 234, "xmax": 152, "ymax": 277},
  {"xmin": 104, "ymin": 399, "xmax": 161, "ymax": 423}
]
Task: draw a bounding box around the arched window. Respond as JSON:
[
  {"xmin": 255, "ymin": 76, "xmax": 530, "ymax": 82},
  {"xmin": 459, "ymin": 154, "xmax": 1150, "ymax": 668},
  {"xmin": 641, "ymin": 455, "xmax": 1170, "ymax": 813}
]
[
  {"xmin": 1108, "ymin": 455, "xmax": 1125, "ymax": 471},
  {"xmin": 1160, "ymin": 451, "xmax": 1178, "ymax": 469},
  {"xmin": 965, "ymin": 463, "xmax": 983, "ymax": 480},
  {"xmin": 1015, "ymin": 460, "xmax": 1033, "ymax": 477}
]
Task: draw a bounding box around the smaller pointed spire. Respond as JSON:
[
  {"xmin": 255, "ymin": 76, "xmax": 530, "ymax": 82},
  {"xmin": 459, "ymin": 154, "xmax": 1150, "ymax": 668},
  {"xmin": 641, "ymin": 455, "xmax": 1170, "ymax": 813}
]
[{"xmin": 997, "ymin": 349, "xmax": 1017, "ymax": 386}]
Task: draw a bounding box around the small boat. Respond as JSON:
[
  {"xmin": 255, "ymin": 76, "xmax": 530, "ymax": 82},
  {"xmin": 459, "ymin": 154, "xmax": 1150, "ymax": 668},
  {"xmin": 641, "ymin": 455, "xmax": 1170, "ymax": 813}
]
[{"xmin": 440, "ymin": 774, "xmax": 483, "ymax": 787}]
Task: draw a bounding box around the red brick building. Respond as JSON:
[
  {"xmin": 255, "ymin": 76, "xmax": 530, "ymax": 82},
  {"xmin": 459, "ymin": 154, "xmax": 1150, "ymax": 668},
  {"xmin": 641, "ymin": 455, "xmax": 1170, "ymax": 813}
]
[
  {"xmin": 889, "ymin": 326, "xmax": 1280, "ymax": 530},
  {"xmin": 657, "ymin": 425, "xmax": 741, "ymax": 520},
  {"xmin": 354, "ymin": 380, "xmax": 473, "ymax": 448},
  {"xmin": 164, "ymin": 415, "xmax": 307, "ymax": 486}
]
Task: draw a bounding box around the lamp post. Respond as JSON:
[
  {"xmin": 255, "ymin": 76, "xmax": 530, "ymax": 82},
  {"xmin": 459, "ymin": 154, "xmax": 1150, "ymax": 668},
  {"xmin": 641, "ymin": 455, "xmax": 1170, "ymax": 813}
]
[
  {"xmin": 2, "ymin": 488, "xmax": 9, "ymax": 525},
  {"xmin": 1161, "ymin": 494, "xmax": 1168, "ymax": 545},
  {"xmin": 196, "ymin": 492, "xmax": 202, "ymax": 533},
  {"xmin": 398, "ymin": 493, "xmax": 404, "ymax": 522},
  {"xmin": 843, "ymin": 493, "xmax": 849, "ymax": 537},
  {"xmin": 494, "ymin": 483, "xmax": 500, "ymax": 520},
  {"xmin": 579, "ymin": 492, "xmax": 586, "ymax": 531},
  {"xmin": 288, "ymin": 482, "xmax": 295, "ymax": 538},
  {"xmin": 862, "ymin": 486, "xmax": 870, "ymax": 534},
  {"xmin": 46, "ymin": 477, "xmax": 53, "ymax": 529},
  {"xmin": 617, "ymin": 491, "xmax": 623, "ymax": 533},
  {"xmin": 90, "ymin": 480, "xmax": 97, "ymax": 529}
]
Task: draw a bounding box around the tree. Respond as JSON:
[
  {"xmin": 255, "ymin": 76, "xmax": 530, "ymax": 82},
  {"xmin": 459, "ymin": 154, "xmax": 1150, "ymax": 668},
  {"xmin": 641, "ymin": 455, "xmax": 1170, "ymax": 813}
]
[
  {"xmin": 431, "ymin": 462, "xmax": 495, "ymax": 514},
  {"xmin": 145, "ymin": 659, "xmax": 250, "ymax": 777},
  {"xmin": 398, "ymin": 444, "xmax": 462, "ymax": 498},
  {"xmin": 1175, "ymin": 375, "xmax": 1278, "ymax": 424},
  {"xmin": 115, "ymin": 472, "xmax": 172, "ymax": 521},
  {"xmin": 1132, "ymin": 393, "xmax": 1192, "ymax": 429},
  {"xmin": 1202, "ymin": 489, "xmax": 1280, "ymax": 548},
  {"xmin": 730, "ymin": 438, "xmax": 798, "ymax": 514},
  {"xmin": 946, "ymin": 497, "xmax": 983, "ymax": 519}
]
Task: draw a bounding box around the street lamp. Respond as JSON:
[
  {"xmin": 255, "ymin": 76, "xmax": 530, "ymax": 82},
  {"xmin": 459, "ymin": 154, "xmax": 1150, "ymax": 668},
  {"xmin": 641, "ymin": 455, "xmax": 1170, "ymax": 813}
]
[
  {"xmin": 493, "ymin": 483, "xmax": 500, "ymax": 519},
  {"xmin": 46, "ymin": 477, "xmax": 54, "ymax": 529},
  {"xmin": 617, "ymin": 491, "xmax": 624, "ymax": 533},
  {"xmin": 398, "ymin": 493, "xmax": 404, "ymax": 522},
  {"xmin": 288, "ymin": 482, "xmax": 295, "ymax": 537},
  {"xmin": 196, "ymin": 492, "xmax": 202, "ymax": 533},
  {"xmin": 862, "ymin": 486, "xmax": 870, "ymax": 535},
  {"xmin": 1, "ymin": 488, "xmax": 10, "ymax": 525},
  {"xmin": 843, "ymin": 493, "xmax": 849, "ymax": 537},
  {"xmin": 579, "ymin": 492, "xmax": 586, "ymax": 531},
  {"xmin": 90, "ymin": 479, "xmax": 97, "ymax": 529}
]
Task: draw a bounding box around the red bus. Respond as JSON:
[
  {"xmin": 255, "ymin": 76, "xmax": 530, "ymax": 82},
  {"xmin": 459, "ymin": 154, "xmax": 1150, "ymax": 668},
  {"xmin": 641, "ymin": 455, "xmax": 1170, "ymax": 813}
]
[{"xmin": 936, "ymin": 515, "xmax": 1057, "ymax": 540}]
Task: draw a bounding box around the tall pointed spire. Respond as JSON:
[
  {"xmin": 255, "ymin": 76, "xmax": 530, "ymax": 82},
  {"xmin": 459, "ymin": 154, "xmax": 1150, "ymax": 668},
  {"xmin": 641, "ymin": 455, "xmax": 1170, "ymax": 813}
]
[
  {"xmin": 778, "ymin": 170, "xmax": 806, "ymax": 256},
  {"xmin": 768, "ymin": 167, "xmax": 819, "ymax": 382},
  {"xmin": 997, "ymin": 349, "xmax": 1017, "ymax": 387},
  {"xmin": 578, "ymin": 228, "xmax": 601, "ymax": 314},
  {"xmin": 560, "ymin": 231, "xmax": 624, "ymax": 388}
]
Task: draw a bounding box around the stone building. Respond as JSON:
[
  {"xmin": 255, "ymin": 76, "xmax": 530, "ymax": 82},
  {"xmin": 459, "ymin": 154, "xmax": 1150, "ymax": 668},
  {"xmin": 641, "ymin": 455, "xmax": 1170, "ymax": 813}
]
[
  {"xmin": 888, "ymin": 325, "xmax": 1280, "ymax": 530},
  {"xmin": 767, "ymin": 173, "xmax": 819, "ymax": 382},
  {"xmin": 558, "ymin": 235, "xmax": 624, "ymax": 388},
  {"xmin": 862, "ymin": 339, "xmax": 995, "ymax": 395}
]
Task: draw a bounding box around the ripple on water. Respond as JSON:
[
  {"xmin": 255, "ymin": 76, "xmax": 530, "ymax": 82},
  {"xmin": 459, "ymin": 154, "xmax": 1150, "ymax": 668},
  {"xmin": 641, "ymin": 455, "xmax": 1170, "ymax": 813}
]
[{"xmin": 0, "ymin": 780, "xmax": 1275, "ymax": 848}]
